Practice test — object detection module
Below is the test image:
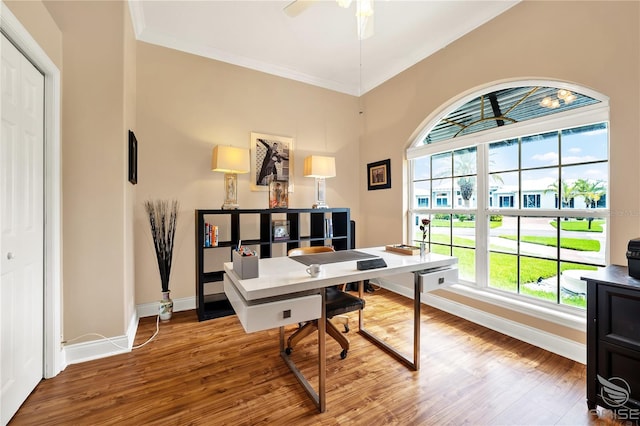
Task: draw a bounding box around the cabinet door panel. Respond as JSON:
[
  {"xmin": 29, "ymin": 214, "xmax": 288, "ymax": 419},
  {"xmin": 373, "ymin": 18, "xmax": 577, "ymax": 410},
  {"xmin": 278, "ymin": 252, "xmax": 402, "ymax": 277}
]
[
  {"xmin": 598, "ymin": 284, "xmax": 640, "ymax": 352},
  {"xmin": 597, "ymin": 341, "xmax": 640, "ymax": 410}
]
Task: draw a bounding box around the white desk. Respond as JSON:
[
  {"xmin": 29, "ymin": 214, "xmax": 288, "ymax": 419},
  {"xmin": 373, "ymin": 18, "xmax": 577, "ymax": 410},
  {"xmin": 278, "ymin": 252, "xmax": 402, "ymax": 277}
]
[{"xmin": 223, "ymin": 246, "xmax": 458, "ymax": 412}]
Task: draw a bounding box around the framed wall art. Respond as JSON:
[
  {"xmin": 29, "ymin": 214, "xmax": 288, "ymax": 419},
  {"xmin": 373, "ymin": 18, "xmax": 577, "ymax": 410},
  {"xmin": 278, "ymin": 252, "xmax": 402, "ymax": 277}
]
[
  {"xmin": 250, "ymin": 132, "xmax": 294, "ymax": 191},
  {"xmin": 128, "ymin": 130, "xmax": 137, "ymax": 185},
  {"xmin": 269, "ymin": 180, "xmax": 289, "ymax": 208},
  {"xmin": 367, "ymin": 159, "xmax": 391, "ymax": 190}
]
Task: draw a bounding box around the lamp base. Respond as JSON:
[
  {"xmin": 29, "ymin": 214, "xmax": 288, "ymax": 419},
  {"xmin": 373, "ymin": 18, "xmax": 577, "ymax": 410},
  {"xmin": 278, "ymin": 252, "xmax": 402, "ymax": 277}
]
[
  {"xmin": 311, "ymin": 177, "xmax": 329, "ymax": 209},
  {"xmin": 221, "ymin": 173, "xmax": 239, "ymax": 210}
]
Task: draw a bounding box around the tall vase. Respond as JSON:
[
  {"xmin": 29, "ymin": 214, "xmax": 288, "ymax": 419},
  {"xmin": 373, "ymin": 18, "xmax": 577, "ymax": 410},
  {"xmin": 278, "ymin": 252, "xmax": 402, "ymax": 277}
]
[
  {"xmin": 159, "ymin": 291, "xmax": 173, "ymax": 321},
  {"xmin": 420, "ymin": 241, "xmax": 427, "ymax": 259}
]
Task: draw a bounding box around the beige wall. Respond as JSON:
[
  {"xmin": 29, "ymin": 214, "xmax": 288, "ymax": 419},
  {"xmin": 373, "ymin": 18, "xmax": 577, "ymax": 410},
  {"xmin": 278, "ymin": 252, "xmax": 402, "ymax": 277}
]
[
  {"xmin": 43, "ymin": 0, "xmax": 136, "ymax": 340},
  {"xmin": 360, "ymin": 0, "xmax": 640, "ymax": 343},
  {"xmin": 134, "ymin": 43, "xmax": 361, "ymax": 304},
  {"xmin": 123, "ymin": 2, "xmax": 137, "ymax": 329},
  {"xmin": 4, "ymin": 0, "xmax": 62, "ymax": 70}
]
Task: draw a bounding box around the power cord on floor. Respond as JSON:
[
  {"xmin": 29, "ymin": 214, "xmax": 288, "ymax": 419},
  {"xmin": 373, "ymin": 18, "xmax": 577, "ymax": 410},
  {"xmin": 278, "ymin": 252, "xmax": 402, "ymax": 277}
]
[{"xmin": 61, "ymin": 314, "xmax": 160, "ymax": 350}]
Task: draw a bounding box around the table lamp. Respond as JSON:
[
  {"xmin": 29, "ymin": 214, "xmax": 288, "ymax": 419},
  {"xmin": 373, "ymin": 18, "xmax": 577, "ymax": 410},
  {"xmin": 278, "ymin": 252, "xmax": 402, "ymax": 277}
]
[
  {"xmin": 212, "ymin": 145, "xmax": 250, "ymax": 210},
  {"xmin": 303, "ymin": 155, "xmax": 336, "ymax": 208}
]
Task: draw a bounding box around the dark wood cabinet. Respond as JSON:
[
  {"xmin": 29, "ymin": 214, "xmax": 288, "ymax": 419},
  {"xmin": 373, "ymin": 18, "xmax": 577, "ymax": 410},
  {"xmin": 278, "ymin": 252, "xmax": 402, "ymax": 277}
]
[
  {"xmin": 195, "ymin": 208, "xmax": 351, "ymax": 321},
  {"xmin": 585, "ymin": 265, "xmax": 640, "ymax": 414}
]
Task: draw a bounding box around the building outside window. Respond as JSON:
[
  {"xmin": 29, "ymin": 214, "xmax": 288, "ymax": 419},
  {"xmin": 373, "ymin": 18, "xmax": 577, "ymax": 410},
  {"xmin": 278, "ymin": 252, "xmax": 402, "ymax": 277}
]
[
  {"xmin": 523, "ymin": 194, "xmax": 541, "ymax": 208},
  {"xmin": 499, "ymin": 195, "xmax": 514, "ymax": 208},
  {"xmin": 417, "ymin": 197, "xmax": 429, "ymax": 207}
]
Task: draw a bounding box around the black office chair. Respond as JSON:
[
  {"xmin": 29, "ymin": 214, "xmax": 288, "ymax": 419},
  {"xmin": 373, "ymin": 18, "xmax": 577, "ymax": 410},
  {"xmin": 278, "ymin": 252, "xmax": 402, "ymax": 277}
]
[{"xmin": 286, "ymin": 246, "xmax": 365, "ymax": 359}]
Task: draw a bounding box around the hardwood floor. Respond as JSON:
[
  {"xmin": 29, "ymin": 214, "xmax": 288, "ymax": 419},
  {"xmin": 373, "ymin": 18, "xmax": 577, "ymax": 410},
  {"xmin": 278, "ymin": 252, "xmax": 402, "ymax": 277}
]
[{"xmin": 10, "ymin": 289, "xmax": 617, "ymax": 425}]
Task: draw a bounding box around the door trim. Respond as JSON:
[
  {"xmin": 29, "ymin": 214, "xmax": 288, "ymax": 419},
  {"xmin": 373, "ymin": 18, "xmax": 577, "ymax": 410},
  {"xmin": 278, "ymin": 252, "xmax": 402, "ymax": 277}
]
[{"xmin": 1, "ymin": 2, "xmax": 63, "ymax": 378}]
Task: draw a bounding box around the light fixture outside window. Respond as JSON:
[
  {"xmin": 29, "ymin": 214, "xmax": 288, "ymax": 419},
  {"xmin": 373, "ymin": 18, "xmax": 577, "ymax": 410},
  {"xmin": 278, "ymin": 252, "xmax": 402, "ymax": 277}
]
[
  {"xmin": 303, "ymin": 155, "xmax": 336, "ymax": 209},
  {"xmin": 541, "ymin": 89, "xmax": 577, "ymax": 109},
  {"xmin": 212, "ymin": 145, "xmax": 250, "ymax": 210}
]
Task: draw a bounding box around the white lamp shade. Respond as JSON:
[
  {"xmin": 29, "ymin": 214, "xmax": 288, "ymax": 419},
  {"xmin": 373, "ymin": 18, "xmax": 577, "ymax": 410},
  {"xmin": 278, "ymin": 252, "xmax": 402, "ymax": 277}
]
[
  {"xmin": 303, "ymin": 155, "xmax": 336, "ymax": 178},
  {"xmin": 211, "ymin": 145, "xmax": 250, "ymax": 174}
]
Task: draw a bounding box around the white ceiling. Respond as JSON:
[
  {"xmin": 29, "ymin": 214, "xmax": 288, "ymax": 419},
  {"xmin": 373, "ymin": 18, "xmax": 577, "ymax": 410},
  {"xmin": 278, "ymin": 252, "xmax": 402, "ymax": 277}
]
[{"xmin": 129, "ymin": 1, "xmax": 519, "ymax": 96}]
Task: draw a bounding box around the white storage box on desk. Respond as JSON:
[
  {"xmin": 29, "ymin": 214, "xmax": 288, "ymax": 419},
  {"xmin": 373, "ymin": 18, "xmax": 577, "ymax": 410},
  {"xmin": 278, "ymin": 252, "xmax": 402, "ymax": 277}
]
[{"xmin": 224, "ymin": 274, "xmax": 322, "ymax": 333}]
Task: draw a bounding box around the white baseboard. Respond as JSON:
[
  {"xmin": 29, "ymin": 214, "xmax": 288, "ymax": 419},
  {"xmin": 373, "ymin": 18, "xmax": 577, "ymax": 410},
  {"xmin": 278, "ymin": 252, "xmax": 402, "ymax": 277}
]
[
  {"xmin": 136, "ymin": 295, "xmax": 195, "ymax": 318},
  {"xmin": 63, "ymin": 310, "xmax": 140, "ymax": 365},
  {"xmin": 376, "ymin": 278, "xmax": 586, "ymax": 364},
  {"xmin": 62, "ymin": 296, "xmax": 196, "ymax": 365}
]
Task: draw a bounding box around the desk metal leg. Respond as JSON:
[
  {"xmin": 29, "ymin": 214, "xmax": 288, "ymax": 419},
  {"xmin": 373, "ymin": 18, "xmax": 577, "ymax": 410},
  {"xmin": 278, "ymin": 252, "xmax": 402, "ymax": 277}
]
[
  {"xmin": 279, "ymin": 287, "xmax": 326, "ymax": 412},
  {"xmin": 318, "ymin": 291, "xmax": 326, "ymax": 412},
  {"xmin": 358, "ymin": 272, "xmax": 421, "ymax": 371}
]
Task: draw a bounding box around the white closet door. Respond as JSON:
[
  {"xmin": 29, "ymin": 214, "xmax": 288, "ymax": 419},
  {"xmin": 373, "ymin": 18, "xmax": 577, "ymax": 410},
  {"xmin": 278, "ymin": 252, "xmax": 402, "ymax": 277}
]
[{"xmin": 1, "ymin": 33, "xmax": 45, "ymax": 425}]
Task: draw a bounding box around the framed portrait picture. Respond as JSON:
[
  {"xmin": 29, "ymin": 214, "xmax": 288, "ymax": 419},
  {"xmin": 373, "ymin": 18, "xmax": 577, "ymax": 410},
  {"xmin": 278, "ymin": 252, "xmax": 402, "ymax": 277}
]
[
  {"xmin": 269, "ymin": 180, "xmax": 289, "ymax": 208},
  {"xmin": 367, "ymin": 159, "xmax": 391, "ymax": 190},
  {"xmin": 250, "ymin": 132, "xmax": 294, "ymax": 192},
  {"xmin": 128, "ymin": 130, "xmax": 137, "ymax": 185}
]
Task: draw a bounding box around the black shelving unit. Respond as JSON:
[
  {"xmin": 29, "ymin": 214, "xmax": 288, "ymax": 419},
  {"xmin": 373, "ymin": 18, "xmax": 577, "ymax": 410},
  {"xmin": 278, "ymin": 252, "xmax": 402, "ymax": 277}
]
[{"xmin": 195, "ymin": 208, "xmax": 351, "ymax": 321}]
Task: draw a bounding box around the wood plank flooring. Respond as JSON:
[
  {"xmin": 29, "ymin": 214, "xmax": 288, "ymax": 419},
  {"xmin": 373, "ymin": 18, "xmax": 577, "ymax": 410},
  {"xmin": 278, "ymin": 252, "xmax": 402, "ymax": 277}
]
[{"xmin": 10, "ymin": 289, "xmax": 618, "ymax": 425}]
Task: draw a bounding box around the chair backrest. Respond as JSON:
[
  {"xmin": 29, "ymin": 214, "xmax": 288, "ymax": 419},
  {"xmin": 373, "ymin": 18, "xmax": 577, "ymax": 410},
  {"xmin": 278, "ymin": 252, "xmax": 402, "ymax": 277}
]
[{"xmin": 287, "ymin": 246, "xmax": 334, "ymax": 257}]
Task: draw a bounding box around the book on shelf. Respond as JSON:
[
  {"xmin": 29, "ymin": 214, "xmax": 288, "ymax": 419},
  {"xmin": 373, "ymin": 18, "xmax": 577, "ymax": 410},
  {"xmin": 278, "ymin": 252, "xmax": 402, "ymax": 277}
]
[
  {"xmin": 204, "ymin": 223, "xmax": 218, "ymax": 247},
  {"xmin": 324, "ymin": 218, "xmax": 333, "ymax": 238}
]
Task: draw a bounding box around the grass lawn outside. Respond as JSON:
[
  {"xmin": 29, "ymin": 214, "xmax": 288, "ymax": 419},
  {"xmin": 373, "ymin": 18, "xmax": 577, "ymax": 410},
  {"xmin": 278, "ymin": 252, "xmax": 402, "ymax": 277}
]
[
  {"xmin": 431, "ymin": 234, "xmax": 474, "ymax": 247},
  {"xmin": 413, "ymin": 220, "xmax": 500, "ymax": 244},
  {"xmin": 431, "ymin": 243, "xmax": 592, "ymax": 309},
  {"xmin": 498, "ymin": 235, "xmax": 600, "ymax": 252},
  {"xmin": 550, "ymin": 219, "xmax": 604, "ymax": 232},
  {"xmin": 486, "ymin": 253, "xmax": 594, "ymax": 308},
  {"xmin": 430, "ymin": 219, "xmax": 502, "ymax": 229},
  {"xmin": 422, "ymin": 217, "xmax": 601, "ymax": 309}
]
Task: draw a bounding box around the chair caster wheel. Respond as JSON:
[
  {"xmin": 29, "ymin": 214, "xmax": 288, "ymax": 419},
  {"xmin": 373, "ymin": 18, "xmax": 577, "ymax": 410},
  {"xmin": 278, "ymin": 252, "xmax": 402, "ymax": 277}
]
[
  {"xmin": 285, "ymin": 347, "xmax": 292, "ymax": 355},
  {"xmin": 343, "ymin": 324, "xmax": 349, "ymax": 333},
  {"xmin": 340, "ymin": 349, "xmax": 348, "ymax": 359}
]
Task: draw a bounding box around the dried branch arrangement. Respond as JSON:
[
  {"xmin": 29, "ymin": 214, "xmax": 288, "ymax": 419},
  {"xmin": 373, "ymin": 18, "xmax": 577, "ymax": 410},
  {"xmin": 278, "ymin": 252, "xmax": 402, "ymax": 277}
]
[{"xmin": 145, "ymin": 199, "xmax": 179, "ymax": 293}]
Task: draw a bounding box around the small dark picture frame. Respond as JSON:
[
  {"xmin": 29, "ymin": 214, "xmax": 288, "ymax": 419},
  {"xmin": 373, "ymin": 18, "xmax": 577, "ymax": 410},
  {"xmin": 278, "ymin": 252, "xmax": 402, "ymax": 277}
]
[
  {"xmin": 128, "ymin": 130, "xmax": 137, "ymax": 185},
  {"xmin": 367, "ymin": 159, "xmax": 391, "ymax": 190}
]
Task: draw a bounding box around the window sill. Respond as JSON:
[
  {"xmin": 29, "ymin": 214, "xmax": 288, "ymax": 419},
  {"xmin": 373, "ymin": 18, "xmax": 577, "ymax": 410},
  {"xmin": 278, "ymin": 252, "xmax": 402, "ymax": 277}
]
[{"xmin": 439, "ymin": 282, "xmax": 587, "ymax": 332}]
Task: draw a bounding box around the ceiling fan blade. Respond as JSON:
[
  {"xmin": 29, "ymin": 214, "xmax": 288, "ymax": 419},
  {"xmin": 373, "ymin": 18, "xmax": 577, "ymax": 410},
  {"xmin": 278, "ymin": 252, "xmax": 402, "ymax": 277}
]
[
  {"xmin": 283, "ymin": 0, "xmax": 318, "ymax": 17},
  {"xmin": 359, "ymin": 13, "xmax": 374, "ymax": 40},
  {"xmin": 356, "ymin": 0, "xmax": 375, "ymax": 40}
]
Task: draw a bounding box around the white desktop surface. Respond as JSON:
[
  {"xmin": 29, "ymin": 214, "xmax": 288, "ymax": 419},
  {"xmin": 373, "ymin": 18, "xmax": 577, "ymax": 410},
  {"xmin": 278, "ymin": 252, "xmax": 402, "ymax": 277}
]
[{"xmin": 223, "ymin": 246, "xmax": 457, "ymax": 301}]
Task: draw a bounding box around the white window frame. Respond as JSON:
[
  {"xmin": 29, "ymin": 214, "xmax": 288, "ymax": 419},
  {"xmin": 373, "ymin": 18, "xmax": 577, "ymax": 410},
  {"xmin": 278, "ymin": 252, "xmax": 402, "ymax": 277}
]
[{"xmin": 407, "ymin": 81, "xmax": 610, "ymax": 319}]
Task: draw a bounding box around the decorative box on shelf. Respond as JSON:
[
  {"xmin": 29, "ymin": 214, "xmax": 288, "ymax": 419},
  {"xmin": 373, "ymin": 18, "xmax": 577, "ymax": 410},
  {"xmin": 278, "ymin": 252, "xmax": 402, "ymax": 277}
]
[
  {"xmin": 273, "ymin": 220, "xmax": 290, "ymax": 241},
  {"xmin": 232, "ymin": 251, "xmax": 259, "ymax": 279},
  {"xmin": 385, "ymin": 244, "xmax": 420, "ymax": 255}
]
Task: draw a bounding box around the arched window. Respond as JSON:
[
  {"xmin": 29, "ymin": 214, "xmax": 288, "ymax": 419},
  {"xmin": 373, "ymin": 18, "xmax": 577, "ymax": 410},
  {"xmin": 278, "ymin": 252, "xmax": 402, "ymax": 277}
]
[{"xmin": 407, "ymin": 81, "xmax": 609, "ymax": 310}]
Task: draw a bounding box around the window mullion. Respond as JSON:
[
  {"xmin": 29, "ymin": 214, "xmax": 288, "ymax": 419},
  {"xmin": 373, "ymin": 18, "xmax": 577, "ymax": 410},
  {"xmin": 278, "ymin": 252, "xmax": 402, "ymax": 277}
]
[
  {"xmin": 476, "ymin": 144, "xmax": 488, "ymax": 288},
  {"xmin": 406, "ymin": 159, "xmax": 414, "ymax": 244}
]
